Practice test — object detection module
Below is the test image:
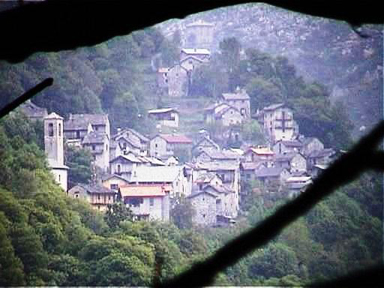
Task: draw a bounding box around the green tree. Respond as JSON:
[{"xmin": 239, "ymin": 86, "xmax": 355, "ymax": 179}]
[
  {"xmin": 104, "ymin": 201, "xmax": 133, "ymax": 230},
  {"xmin": 170, "ymin": 195, "xmax": 195, "ymax": 230},
  {"xmin": 65, "ymin": 145, "xmax": 93, "ymax": 189}
]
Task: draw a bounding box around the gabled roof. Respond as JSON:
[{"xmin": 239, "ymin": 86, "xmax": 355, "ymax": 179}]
[
  {"xmin": 72, "ymin": 183, "xmax": 116, "ymax": 194},
  {"xmin": 308, "ymin": 148, "xmax": 335, "ymax": 159},
  {"xmin": 286, "ymin": 176, "xmax": 312, "ymax": 183},
  {"xmin": 180, "ymin": 55, "xmax": 205, "ymax": 64},
  {"xmin": 102, "ymin": 174, "xmax": 130, "ymax": 182},
  {"xmin": 263, "ymin": 103, "xmax": 285, "ymax": 111},
  {"xmin": 82, "ymin": 131, "xmax": 108, "ymax": 145},
  {"xmin": 204, "ymin": 184, "xmax": 232, "ymax": 194},
  {"xmin": 255, "ymin": 167, "xmax": 288, "ymax": 178},
  {"xmin": 194, "ymin": 172, "xmax": 217, "ymax": 183},
  {"xmin": 45, "ymin": 112, "xmax": 63, "ymax": 120},
  {"xmin": 64, "ymin": 113, "xmax": 109, "ymax": 130},
  {"xmin": 192, "ymin": 136, "xmax": 220, "ymax": 151},
  {"xmin": 148, "ymin": 108, "xmax": 178, "ymax": 114},
  {"xmin": 120, "ymin": 184, "xmax": 171, "ymax": 198},
  {"xmin": 247, "ymin": 146, "xmax": 274, "ymax": 156},
  {"xmin": 275, "ymin": 152, "xmax": 300, "ymax": 162},
  {"xmin": 275, "ymin": 140, "xmax": 303, "ymax": 148},
  {"xmin": 155, "ymin": 134, "xmax": 193, "ymax": 144},
  {"xmin": 113, "ymin": 128, "xmax": 149, "ymax": 144},
  {"xmin": 187, "ymin": 190, "xmax": 217, "ymax": 199},
  {"xmin": 116, "ymin": 134, "xmax": 141, "ymax": 149},
  {"xmin": 198, "ymin": 148, "xmax": 239, "ymax": 160},
  {"xmin": 193, "ymin": 161, "xmax": 239, "ymax": 171},
  {"xmin": 130, "ymin": 166, "xmax": 184, "ymax": 183},
  {"xmin": 300, "ymin": 137, "xmax": 322, "ymax": 146},
  {"xmin": 215, "ymin": 105, "xmax": 241, "ymax": 118},
  {"xmin": 181, "ymin": 48, "xmax": 211, "ymax": 55},
  {"xmin": 240, "ymin": 162, "xmax": 265, "ymax": 171},
  {"xmin": 110, "ymin": 154, "xmax": 142, "ymax": 164},
  {"xmin": 222, "ymin": 90, "xmax": 250, "ymax": 101}
]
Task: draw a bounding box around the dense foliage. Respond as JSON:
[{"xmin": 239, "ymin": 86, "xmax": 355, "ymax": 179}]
[{"xmin": 0, "ymin": 115, "xmax": 381, "ymax": 286}]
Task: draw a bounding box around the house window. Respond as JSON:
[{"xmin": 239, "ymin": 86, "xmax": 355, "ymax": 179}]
[
  {"xmin": 97, "ymin": 195, "xmax": 100, "ymax": 200},
  {"xmin": 155, "ymin": 143, "xmax": 158, "ymax": 148},
  {"xmin": 75, "ymin": 194, "xmax": 79, "ymax": 198},
  {"xmin": 48, "ymin": 123, "xmax": 54, "ymax": 136},
  {"xmin": 108, "ymin": 196, "xmax": 111, "ymax": 201},
  {"xmin": 128, "ymin": 198, "xmax": 143, "ymax": 207},
  {"xmin": 199, "ymin": 184, "xmax": 203, "ymax": 190},
  {"xmin": 58, "ymin": 175, "xmax": 61, "ymax": 181},
  {"xmin": 92, "ymin": 145, "xmax": 96, "ymax": 151},
  {"xmin": 111, "ymin": 184, "xmax": 118, "ymax": 190},
  {"xmin": 76, "ymin": 131, "xmax": 80, "ymax": 138},
  {"xmin": 150, "ymin": 198, "xmax": 154, "ymax": 206},
  {"xmin": 117, "ymin": 165, "xmax": 121, "ymax": 174},
  {"xmin": 203, "ymin": 214, "xmax": 206, "ymax": 218},
  {"xmin": 58, "ymin": 123, "xmax": 61, "ymax": 136}
]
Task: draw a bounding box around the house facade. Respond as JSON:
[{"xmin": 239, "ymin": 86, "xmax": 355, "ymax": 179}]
[
  {"xmin": 204, "ymin": 103, "xmax": 244, "ymax": 126},
  {"xmin": 67, "ymin": 184, "xmax": 116, "ymax": 212},
  {"xmin": 188, "ymin": 191, "xmax": 217, "ymax": 226},
  {"xmin": 109, "ymin": 154, "xmax": 142, "ymax": 179},
  {"xmin": 64, "ymin": 113, "xmax": 110, "ymax": 141},
  {"xmin": 148, "ymin": 108, "xmax": 179, "ymax": 128},
  {"xmin": 275, "ymin": 152, "xmax": 307, "ymax": 173},
  {"xmin": 121, "ymin": 184, "xmax": 171, "ymax": 221},
  {"xmin": 167, "ymin": 64, "xmax": 189, "ymax": 97},
  {"xmin": 273, "ymin": 140, "xmax": 303, "ymax": 155},
  {"xmin": 82, "ymin": 131, "xmax": 110, "ymax": 171},
  {"xmin": 221, "ymin": 88, "xmax": 251, "ymax": 118},
  {"xmin": 244, "ymin": 146, "xmax": 274, "ymax": 165},
  {"xmin": 149, "ymin": 134, "xmax": 193, "ymax": 159}
]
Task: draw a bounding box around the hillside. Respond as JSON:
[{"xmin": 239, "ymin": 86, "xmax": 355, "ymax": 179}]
[{"xmin": 156, "ymin": 3, "xmax": 383, "ymax": 136}]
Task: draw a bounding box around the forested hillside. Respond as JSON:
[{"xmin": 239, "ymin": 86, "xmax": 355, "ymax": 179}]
[
  {"xmin": 157, "ymin": 3, "xmax": 383, "ymax": 136},
  {"xmin": 0, "ymin": 114, "xmax": 382, "ymax": 286},
  {"xmin": 0, "ymin": 27, "xmax": 179, "ymax": 134}
]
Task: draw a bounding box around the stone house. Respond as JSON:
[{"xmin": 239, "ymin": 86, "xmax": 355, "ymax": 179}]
[
  {"xmin": 285, "ymin": 176, "xmax": 312, "ymax": 198},
  {"xmin": 102, "ymin": 174, "xmax": 130, "ymax": 191},
  {"xmin": 157, "ymin": 67, "xmax": 170, "ymax": 89},
  {"xmin": 82, "ymin": 131, "xmax": 110, "ymax": 171},
  {"xmin": 300, "ymin": 137, "xmax": 325, "ymax": 157},
  {"xmin": 109, "ymin": 154, "xmax": 142, "ymax": 179},
  {"xmin": 44, "ymin": 112, "xmax": 68, "ymax": 191},
  {"xmin": 273, "ymin": 140, "xmax": 303, "ymax": 155},
  {"xmin": 64, "ymin": 113, "xmax": 110, "ymax": 141},
  {"xmin": 220, "ymin": 88, "xmax": 251, "ymax": 118},
  {"xmin": 187, "ymin": 190, "xmax": 217, "ymax": 226},
  {"xmin": 274, "ymin": 152, "xmax": 307, "ymax": 173},
  {"xmin": 167, "ymin": 64, "xmax": 189, "ymax": 97},
  {"xmin": 120, "ymin": 184, "xmax": 171, "ymax": 221},
  {"xmin": 148, "ymin": 108, "xmax": 179, "ymax": 128},
  {"xmin": 258, "ymin": 103, "xmax": 299, "ymax": 143},
  {"xmin": 67, "ymin": 184, "xmax": 116, "ymax": 212},
  {"xmin": 184, "ymin": 20, "xmax": 214, "ymax": 49},
  {"xmin": 240, "ymin": 162, "xmax": 266, "ymax": 182},
  {"xmin": 194, "ymin": 148, "xmax": 240, "ymax": 164},
  {"xmin": 149, "ymin": 134, "xmax": 193, "ymax": 159},
  {"xmin": 129, "ymin": 165, "xmax": 192, "ymax": 197},
  {"xmin": 255, "ymin": 167, "xmax": 291, "ymax": 186},
  {"xmin": 244, "ymin": 146, "xmax": 274, "ymax": 165},
  {"xmin": 204, "ymin": 103, "xmax": 244, "ymax": 126},
  {"xmin": 192, "ymin": 136, "xmax": 220, "ymax": 156},
  {"xmin": 113, "ymin": 132, "xmax": 141, "ymax": 156},
  {"xmin": 180, "ymin": 55, "xmax": 205, "ymax": 72},
  {"xmin": 19, "ymin": 100, "xmax": 48, "ymax": 121},
  {"xmin": 307, "ymin": 148, "xmax": 335, "ymax": 170}
]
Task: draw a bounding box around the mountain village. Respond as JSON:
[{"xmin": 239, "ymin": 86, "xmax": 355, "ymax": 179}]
[{"xmin": 19, "ymin": 20, "xmax": 337, "ymax": 227}]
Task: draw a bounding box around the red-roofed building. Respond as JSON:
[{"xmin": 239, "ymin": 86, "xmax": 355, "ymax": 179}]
[
  {"xmin": 120, "ymin": 184, "xmax": 171, "ymax": 221},
  {"xmin": 149, "ymin": 134, "xmax": 193, "ymax": 159}
]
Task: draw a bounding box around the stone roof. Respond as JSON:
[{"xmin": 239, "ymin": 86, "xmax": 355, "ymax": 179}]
[
  {"xmin": 248, "ymin": 146, "xmax": 274, "ymax": 155},
  {"xmin": 194, "ymin": 161, "xmax": 239, "ymax": 171},
  {"xmin": 82, "ymin": 131, "xmax": 108, "ymax": 145},
  {"xmin": 148, "ymin": 107, "xmax": 178, "ymax": 114},
  {"xmin": 198, "ymin": 148, "xmax": 239, "ymax": 160},
  {"xmin": 194, "ymin": 172, "xmax": 217, "ymax": 183},
  {"xmin": 116, "ymin": 134, "xmax": 141, "ymax": 149},
  {"xmin": 192, "ymin": 136, "xmax": 220, "ymax": 151},
  {"xmin": 19, "ymin": 100, "xmax": 48, "ymax": 119},
  {"xmin": 263, "ymin": 103, "xmax": 285, "ymax": 111},
  {"xmin": 276, "ymin": 140, "xmax": 303, "ymax": 148},
  {"xmin": 130, "ymin": 166, "xmax": 184, "ymax": 183},
  {"xmin": 308, "ymin": 148, "xmax": 335, "ymax": 158},
  {"xmin": 101, "ymin": 173, "xmax": 130, "ymax": 182},
  {"xmin": 120, "ymin": 184, "xmax": 171, "ymax": 198},
  {"xmin": 275, "ymin": 152, "xmax": 299, "ymax": 162},
  {"xmin": 64, "ymin": 113, "xmax": 109, "ymax": 130},
  {"xmin": 222, "ymin": 90, "xmax": 250, "ymax": 101},
  {"xmin": 187, "ymin": 190, "xmax": 217, "ymax": 199},
  {"xmin": 181, "ymin": 48, "xmax": 211, "ymax": 55},
  {"xmin": 240, "ymin": 162, "xmax": 264, "ymax": 171},
  {"xmin": 255, "ymin": 167, "xmax": 287, "ymax": 178},
  {"xmin": 204, "ymin": 184, "xmax": 232, "ymax": 194},
  {"xmin": 157, "ymin": 134, "xmax": 193, "ymax": 144},
  {"xmin": 110, "ymin": 154, "xmax": 142, "ymax": 164},
  {"xmin": 300, "ymin": 137, "xmax": 322, "ymax": 146},
  {"xmin": 126, "ymin": 128, "xmax": 149, "ymax": 143},
  {"xmin": 45, "ymin": 112, "xmax": 63, "ymax": 120},
  {"xmin": 215, "ymin": 105, "xmax": 240, "ymax": 118},
  {"xmin": 76, "ymin": 183, "xmax": 116, "ymax": 194}
]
